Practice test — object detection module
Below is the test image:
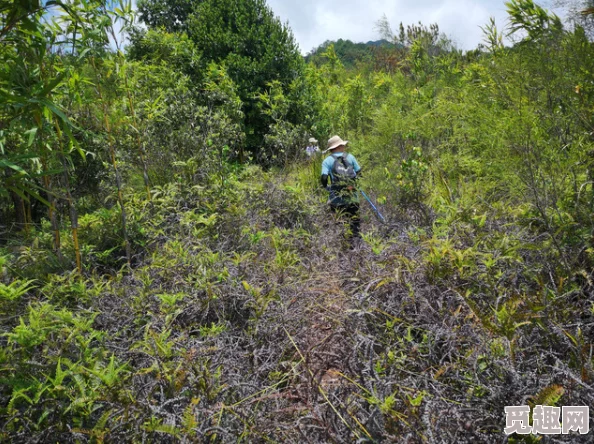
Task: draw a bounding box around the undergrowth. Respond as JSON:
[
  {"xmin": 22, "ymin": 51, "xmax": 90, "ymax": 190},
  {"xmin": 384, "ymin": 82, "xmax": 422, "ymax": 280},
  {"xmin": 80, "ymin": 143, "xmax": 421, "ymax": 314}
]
[{"xmin": 1, "ymin": 159, "xmax": 592, "ymax": 443}]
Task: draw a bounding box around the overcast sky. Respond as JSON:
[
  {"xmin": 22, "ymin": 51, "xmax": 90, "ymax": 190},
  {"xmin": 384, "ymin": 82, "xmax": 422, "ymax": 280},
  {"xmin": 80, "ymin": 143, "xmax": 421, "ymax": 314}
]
[{"xmin": 266, "ymin": 0, "xmax": 562, "ymax": 54}]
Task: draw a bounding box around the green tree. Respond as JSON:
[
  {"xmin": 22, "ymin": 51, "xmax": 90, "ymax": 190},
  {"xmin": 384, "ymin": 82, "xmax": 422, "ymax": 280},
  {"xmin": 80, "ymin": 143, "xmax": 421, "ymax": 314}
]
[
  {"xmin": 186, "ymin": 0, "xmax": 307, "ymax": 161},
  {"xmin": 137, "ymin": 0, "xmax": 196, "ymax": 33},
  {"xmin": 126, "ymin": 28, "xmax": 201, "ymax": 81},
  {"xmin": 134, "ymin": 0, "xmax": 318, "ymax": 164},
  {"xmin": 1, "ymin": 0, "xmax": 137, "ymax": 270}
]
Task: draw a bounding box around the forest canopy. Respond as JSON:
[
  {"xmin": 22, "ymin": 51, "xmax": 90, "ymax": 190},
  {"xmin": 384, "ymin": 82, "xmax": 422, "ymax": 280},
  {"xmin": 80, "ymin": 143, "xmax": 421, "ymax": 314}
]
[{"xmin": 134, "ymin": 0, "xmax": 321, "ymax": 160}]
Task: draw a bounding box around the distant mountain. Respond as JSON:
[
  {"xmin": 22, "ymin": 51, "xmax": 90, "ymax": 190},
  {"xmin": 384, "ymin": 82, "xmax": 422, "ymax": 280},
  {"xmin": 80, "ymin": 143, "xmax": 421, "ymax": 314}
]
[
  {"xmin": 364, "ymin": 39, "xmax": 394, "ymax": 46},
  {"xmin": 305, "ymin": 38, "xmax": 400, "ymax": 69}
]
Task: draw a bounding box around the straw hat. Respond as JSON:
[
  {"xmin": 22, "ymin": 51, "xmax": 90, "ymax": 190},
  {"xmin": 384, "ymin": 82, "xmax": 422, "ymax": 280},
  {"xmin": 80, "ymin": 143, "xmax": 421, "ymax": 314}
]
[
  {"xmin": 324, "ymin": 135, "xmax": 348, "ymax": 153},
  {"xmin": 308, "ymin": 137, "xmax": 318, "ymax": 144}
]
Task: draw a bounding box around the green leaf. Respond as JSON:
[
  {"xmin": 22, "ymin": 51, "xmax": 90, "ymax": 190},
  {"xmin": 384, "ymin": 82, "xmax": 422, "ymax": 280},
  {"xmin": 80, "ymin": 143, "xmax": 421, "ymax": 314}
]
[
  {"xmin": 40, "ymin": 71, "xmax": 67, "ymax": 97},
  {"xmin": 38, "ymin": 99, "xmax": 71, "ymax": 126},
  {"xmin": 0, "ymin": 159, "xmax": 28, "ymax": 175},
  {"xmin": 25, "ymin": 128, "xmax": 38, "ymax": 147},
  {"xmin": 409, "ymin": 391, "xmax": 426, "ymax": 407}
]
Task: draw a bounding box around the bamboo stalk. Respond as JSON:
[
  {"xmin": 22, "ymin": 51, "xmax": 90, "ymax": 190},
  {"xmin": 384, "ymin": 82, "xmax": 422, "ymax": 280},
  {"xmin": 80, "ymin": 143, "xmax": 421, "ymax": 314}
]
[
  {"xmin": 44, "ymin": 55, "xmax": 78, "ymax": 270},
  {"xmin": 53, "ymin": 118, "xmax": 81, "ymax": 274},
  {"xmin": 37, "ymin": 116, "xmax": 62, "ymax": 259},
  {"xmin": 123, "ymin": 64, "xmax": 151, "ymax": 201},
  {"xmin": 41, "ymin": 157, "xmax": 62, "ymax": 259},
  {"xmin": 25, "ymin": 199, "xmax": 32, "ymax": 230},
  {"xmin": 20, "ymin": 197, "xmax": 29, "ymax": 236},
  {"xmin": 37, "ymin": 59, "xmax": 62, "ymax": 259},
  {"xmin": 91, "ymin": 57, "xmax": 131, "ymax": 266}
]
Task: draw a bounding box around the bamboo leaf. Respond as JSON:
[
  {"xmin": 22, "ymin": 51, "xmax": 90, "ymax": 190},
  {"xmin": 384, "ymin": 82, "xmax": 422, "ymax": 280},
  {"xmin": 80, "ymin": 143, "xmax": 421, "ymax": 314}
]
[
  {"xmin": 25, "ymin": 127, "xmax": 38, "ymax": 147},
  {"xmin": 40, "ymin": 71, "xmax": 67, "ymax": 97},
  {"xmin": 1, "ymin": 163, "xmax": 27, "ymax": 175},
  {"xmin": 38, "ymin": 99, "xmax": 71, "ymax": 126}
]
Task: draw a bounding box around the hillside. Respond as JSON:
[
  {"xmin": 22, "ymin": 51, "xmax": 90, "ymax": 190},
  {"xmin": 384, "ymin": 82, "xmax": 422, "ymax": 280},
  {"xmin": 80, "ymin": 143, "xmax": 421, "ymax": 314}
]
[
  {"xmin": 2, "ymin": 0, "xmax": 594, "ymax": 442},
  {"xmin": 3, "ymin": 161, "xmax": 593, "ymax": 441},
  {"xmin": 305, "ymin": 38, "xmax": 399, "ymax": 69}
]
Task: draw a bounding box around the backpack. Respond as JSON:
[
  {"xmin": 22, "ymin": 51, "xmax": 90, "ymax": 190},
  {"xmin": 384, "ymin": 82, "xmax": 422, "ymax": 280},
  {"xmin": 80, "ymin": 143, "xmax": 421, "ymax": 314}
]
[
  {"xmin": 328, "ymin": 154, "xmax": 358, "ymax": 207},
  {"xmin": 331, "ymin": 154, "xmax": 356, "ymax": 183}
]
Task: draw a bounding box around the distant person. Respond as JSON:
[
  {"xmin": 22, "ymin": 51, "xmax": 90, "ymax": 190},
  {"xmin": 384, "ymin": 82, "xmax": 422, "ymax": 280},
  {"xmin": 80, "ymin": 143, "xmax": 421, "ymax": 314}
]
[
  {"xmin": 305, "ymin": 137, "xmax": 320, "ymax": 158},
  {"xmin": 321, "ymin": 135, "xmax": 362, "ymax": 247}
]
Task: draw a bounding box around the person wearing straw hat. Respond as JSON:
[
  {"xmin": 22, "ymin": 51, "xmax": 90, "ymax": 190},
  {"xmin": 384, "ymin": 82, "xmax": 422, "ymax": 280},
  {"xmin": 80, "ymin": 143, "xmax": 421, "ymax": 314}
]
[
  {"xmin": 305, "ymin": 137, "xmax": 320, "ymax": 158},
  {"xmin": 321, "ymin": 135, "xmax": 362, "ymax": 247}
]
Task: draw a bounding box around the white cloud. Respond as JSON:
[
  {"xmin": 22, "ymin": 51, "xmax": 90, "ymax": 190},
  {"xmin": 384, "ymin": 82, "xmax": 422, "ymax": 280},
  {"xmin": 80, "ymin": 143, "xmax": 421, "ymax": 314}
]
[{"xmin": 266, "ymin": 0, "xmax": 564, "ymax": 54}]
